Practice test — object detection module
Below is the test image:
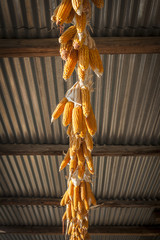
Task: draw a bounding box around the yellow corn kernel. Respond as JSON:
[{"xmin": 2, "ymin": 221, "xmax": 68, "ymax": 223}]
[
  {"xmin": 85, "ymin": 131, "xmax": 93, "ymax": 151},
  {"xmin": 71, "ymin": 202, "xmax": 76, "ymax": 218},
  {"xmin": 65, "ymin": 7, "xmax": 75, "ymax": 23},
  {"xmin": 74, "ymin": 185, "xmax": 80, "ymax": 211},
  {"xmin": 56, "ymin": 0, "xmax": 73, "ymax": 25},
  {"xmin": 59, "ymin": 148, "xmax": 70, "ymax": 171},
  {"xmin": 69, "ymin": 155, "xmax": 78, "ymax": 173},
  {"xmin": 70, "ymin": 135, "xmax": 81, "ymax": 152},
  {"xmin": 79, "ymin": 113, "xmax": 87, "ymax": 138},
  {"xmin": 73, "ymin": 33, "xmax": 86, "ymax": 50},
  {"xmin": 72, "ymin": 106, "xmax": 83, "ymax": 136},
  {"xmin": 66, "ymin": 203, "xmax": 72, "ymax": 220},
  {"xmin": 59, "ymin": 25, "xmax": 77, "ymax": 44},
  {"xmin": 69, "ymin": 180, "xmax": 74, "ymax": 200},
  {"xmin": 63, "ymin": 49, "xmax": 78, "ymax": 80},
  {"xmin": 77, "ymin": 145, "xmax": 85, "ymax": 165},
  {"xmin": 91, "ymin": 0, "xmax": 104, "ymax": 8},
  {"xmin": 83, "ymin": 198, "xmax": 89, "ymax": 210},
  {"xmin": 79, "ymin": 45, "xmax": 89, "ymax": 71},
  {"xmin": 76, "ymin": 12, "xmax": 87, "ymax": 33},
  {"xmin": 72, "ymin": 0, "xmax": 83, "ymax": 15},
  {"xmin": 81, "ymin": 86, "xmax": 91, "ymax": 117},
  {"xmin": 63, "ymin": 101, "xmax": 74, "ymax": 126},
  {"xmin": 80, "ymin": 181, "xmax": 86, "ymax": 201},
  {"xmin": 67, "ymin": 123, "xmax": 72, "ymax": 136},
  {"xmin": 62, "ymin": 211, "xmax": 67, "ymax": 221},
  {"xmin": 60, "ymin": 41, "xmax": 72, "ymax": 61},
  {"xmin": 51, "ymin": 97, "xmax": 68, "ymax": 122},
  {"xmin": 85, "ymin": 105, "xmax": 97, "ymax": 136},
  {"xmin": 78, "ymin": 163, "xmax": 85, "ymax": 179},
  {"xmin": 78, "ymin": 65, "xmax": 86, "ymax": 81}
]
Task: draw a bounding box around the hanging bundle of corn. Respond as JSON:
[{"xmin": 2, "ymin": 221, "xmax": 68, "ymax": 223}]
[{"xmin": 51, "ymin": 1, "xmax": 104, "ymax": 239}]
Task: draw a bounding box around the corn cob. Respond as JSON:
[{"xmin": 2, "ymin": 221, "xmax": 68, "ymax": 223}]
[
  {"xmin": 76, "ymin": 12, "xmax": 87, "ymax": 33},
  {"xmin": 62, "ymin": 211, "xmax": 67, "ymax": 221},
  {"xmin": 67, "ymin": 203, "xmax": 72, "ymax": 220},
  {"xmin": 79, "ymin": 113, "xmax": 87, "ymax": 138},
  {"xmin": 63, "ymin": 101, "xmax": 74, "ymax": 126},
  {"xmin": 56, "ymin": 0, "xmax": 73, "ymax": 25},
  {"xmin": 59, "ymin": 148, "xmax": 70, "ymax": 171},
  {"xmin": 78, "ymin": 164, "xmax": 85, "ymax": 179},
  {"xmin": 51, "ymin": 4, "xmax": 61, "ymax": 23},
  {"xmin": 65, "ymin": 7, "xmax": 75, "ymax": 24},
  {"xmin": 60, "ymin": 41, "xmax": 72, "ymax": 61},
  {"xmin": 79, "ymin": 45, "xmax": 89, "ymax": 71},
  {"xmin": 72, "ymin": 0, "xmax": 83, "ymax": 15},
  {"xmin": 78, "ymin": 200, "xmax": 83, "ymax": 212},
  {"xmin": 89, "ymin": 48, "xmax": 103, "ymax": 76},
  {"xmin": 86, "ymin": 182, "xmax": 96, "ymax": 206},
  {"xmin": 68, "ymin": 222, "xmax": 73, "ymax": 235},
  {"xmin": 86, "ymin": 155, "xmax": 94, "ymax": 174},
  {"xmin": 80, "ymin": 181, "xmax": 86, "ymax": 200},
  {"xmin": 67, "ymin": 123, "xmax": 72, "ymax": 136},
  {"xmin": 85, "ymin": 131, "xmax": 93, "ymax": 151},
  {"xmin": 94, "ymin": 48, "xmax": 104, "ymax": 74},
  {"xmin": 51, "ymin": 97, "xmax": 68, "ymax": 122},
  {"xmin": 69, "ymin": 155, "xmax": 78, "ymax": 173},
  {"xmin": 91, "ymin": 0, "xmax": 104, "ymax": 8},
  {"xmin": 70, "ymin": 135, "xmax": 81, "ymax": 152},
  {"xmin": 85, "ymin": 105, "xmax": 97, "ymax": 136},
  {"xmin": 63, "ymin": 49, "xmax": 78, "ymax": 80},
  {"xmin": 71, "ymin": 202, "xmax": 76, "ymax": 218},
  {"xmin": 74, "ymin": 185, "xmax": 80, "ymax": 211},
  {"xmin": 60, "ymin": 189, "xmax": 69, "ymax": 206},
  {"xmin": 81, "ymin": 86, "xmax": 91, "ymax": 117},
  {"xmin": 72, "ymin": 106, "xmax": 83, "ymax": 136},
  {"xmin": 59, "ymin": 26, "xmax": 77, "ymax": 44},
  {"xmin": 77, "ymin": 145, "xmax": 85, "ymax": 165},
  {"xmin": 82, "ymin": 141, "xmax": 91, "ymax": 159},
  {"xmin": 73, "ymin": 33, "xmax": 86, "ymax": 50},
  {"xmin": 69, "ymin": 180, "xmax": 74, "ymax": 199},
  {"xmin": 70, "ymin": 147, "xmax": 76, "ymax": 159},
  {"xmin": 82, "ymin": 219, "xmax": 88, "ymax": 229},
  {"xmin": 78, "ymin": 65, "xmax": 86, "ymax": 81},
  {"xmin": 83, "ymin": 198, "xmax": 89, "ymax": 210}
]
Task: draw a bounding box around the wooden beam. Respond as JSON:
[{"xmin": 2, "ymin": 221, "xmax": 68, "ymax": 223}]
[
  {"xmin": 0, "ymin": 37, "xmax": 160, "ymax": 57},
  {"xmin": 0, "ymin": 226, "xmax": 160, "ymax": 236},
  {"xmin": 0, "ymin": 144, "xmax": 160, "ymax": 156},
  {"xmin": 152, "ymin": 210, "xmax": 160, "ymax": 224},
  {"xmin": 0, "ymin": 197, "xmax": 160, "ymax": 208}
]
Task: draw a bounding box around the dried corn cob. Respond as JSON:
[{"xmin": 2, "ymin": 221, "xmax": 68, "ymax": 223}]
[
  {"xmin": 86, "ymin": 182, "xmax": 96, "ymax": 206},
  {"xmin": 59, "ymin": 25, "xmax": 77, "ymax": 44},
  {"xmin": 83, "ymin": 198, "xmax": 89, "ymax": 210},
  {"xmin": 63, "ymin": 101, "xmax": 74, "ymax": 126},
  {"xmin": 85, "ymin": 131, "xmax": 93, "ymax": 151},
  {"xmin": 67, "ymin": 123, "xmax": 72, "ymax": 136},
  {"xmin": 65, "ymin": 7, "xmax": 75, "ymax": 23},
  {"xmin": 68, "ymin": 222, "xmax": 73, "ymax": 235},
  {"xmin": 82, "ymin": 141, "xmax": 91, "ymax": 159},
  {"xmin": 71, "ymin": 202, "xmax": 76, "ymax": 218},
  {"xmin": 79, "ymin": 113, "xmax": 87, "ymax": 138},
  {"xmin": 69, "ymin": 155, "xmax": 78, "ymax": 173},
  {"xmin": 56, "ymin": 0, "xmax": 73, "ymax": 25},
  {"xmin": 70, "ymin": 135, "xmax": 81, "ymax": 152},
  {"xmin": 51, "ymin": 97, "xmax": 68, "ymax": 122},
  {"xmin": 80, "ymin": 181, "xmax": 86, "ymax": 200},
  {"xmin": 78, "ymin": 65, "xmax": 86, "ymax": 81},
  {"xmin": 77, "ymin": 145, "xmax": 85, "ymax": 165},
  {"xmin": 69, "ymin": 180, "xmax": 74, "ymax": 199},
  {"xmin": 78, "ymin": 199, "xmax": 83, "ymax": 212},
  {"xmin": 81, "ymin": 86, "xmax": 91, "ymax": 117},
  {"xmin": 78, "ymin": 164, "xmax": 85, "ymax": 179},
  {"xmin": 60, "ymin": 41, "xmax": 72, "ymax": 61},
  {"xmin": 91, "ymin": 0, "xmax": 104, "ymax": 8},
  {"xmin": 51, "ymin": 4, "xmax": 60, "ymax": 23},
  {"xmin": 60, "ymin": 189, "xmax": 69, "ymax": 206},
  {"xmin": 86, "ymin": 155, "xmax": 94, "ymax": 174},
  {"xmin": 76, "ymin": 12, "xmax": 87, "ymax": 33},
  {"xmin": 74, "ymin": 185, "xmax": 80, "ymax": 211},
  {"xmin": 89, "ymin": 48, "xmax": 103, "ymax": 76},
  {"xmin": 62, "ymin": 211, "xmax": 67, "ymax": 221},
  {"xmin": 67, "ymin": 203, "xmax": 72, "ymax": 220},
  {"xmin": 73, "ymin": 33, "xmax": 85, "ymax": 50},
  {"xmin": 79, "ymin": 45, "xmax": 89, "ymax": 71},
  {"xmin": 72, "ymin": 0, "xmax": 83, "ymax": 15},
  {"xmin": 59, "ymin": 148, "xmax": 70, "ymax": 171},
  {"xmin": 85, "ymin": 105, "xmax": 97, "ymax": 136},
  {"xmin": 72, "ymin": 106, "xmax": 83, "ymax": 136},
  {"xmin": 63, "ymin": 49, "xmax": 78, "ymax": 80}
]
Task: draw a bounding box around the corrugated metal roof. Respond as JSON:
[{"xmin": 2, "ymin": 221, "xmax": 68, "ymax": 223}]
[
  {"xmin": 1, "ymin": 54, "xmax": 160, "ymax": 145},
  {"xmin": 0, "ymin": 0, "xmax": 160, "ymax": 38},
  {"xmin": 0, "ymin": 205, "xmax": 154, "ymax": 226},
  {"xmin": 1, "ymin": 155, "xmax": 160, "ymax": 199},
  {"xmin": 0, "ymin": 236, "xmax": 158, "ymax": 240}
]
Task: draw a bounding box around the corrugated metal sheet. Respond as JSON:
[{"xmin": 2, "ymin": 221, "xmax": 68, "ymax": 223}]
[
  {"xmin": 0, "ymin": 205, "xmax": 154, "ymax": 226},
  {"xmin": 0, "ymin": 155, "xmax": 160, "ymax": 199},
  {"xmin": 0, "ymin": 0, "xmax": 160, "ymax": 38},
  {"xmin": 0, "ymin": 236, "xmax": 158, "ymax": 240},
  {"xmin": 1, "ymin": 54, "xmax": 160, "ymax": 145}
]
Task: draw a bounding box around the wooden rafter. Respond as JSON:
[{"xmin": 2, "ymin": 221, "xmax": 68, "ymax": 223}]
[
  {"xmin": 0, "ymin": 197, "xmax": 160, "ymax": 208},
  {"xmin": 0, "ymin": 144, "xmax": 160, "ymax": 156},
  {"xmin": 0, "ymin": 226, "xmax": 160, "ymax": 236},
  {"xmin": 0, "ymin": 37, "xmax": 160, "ymax": 57}
]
